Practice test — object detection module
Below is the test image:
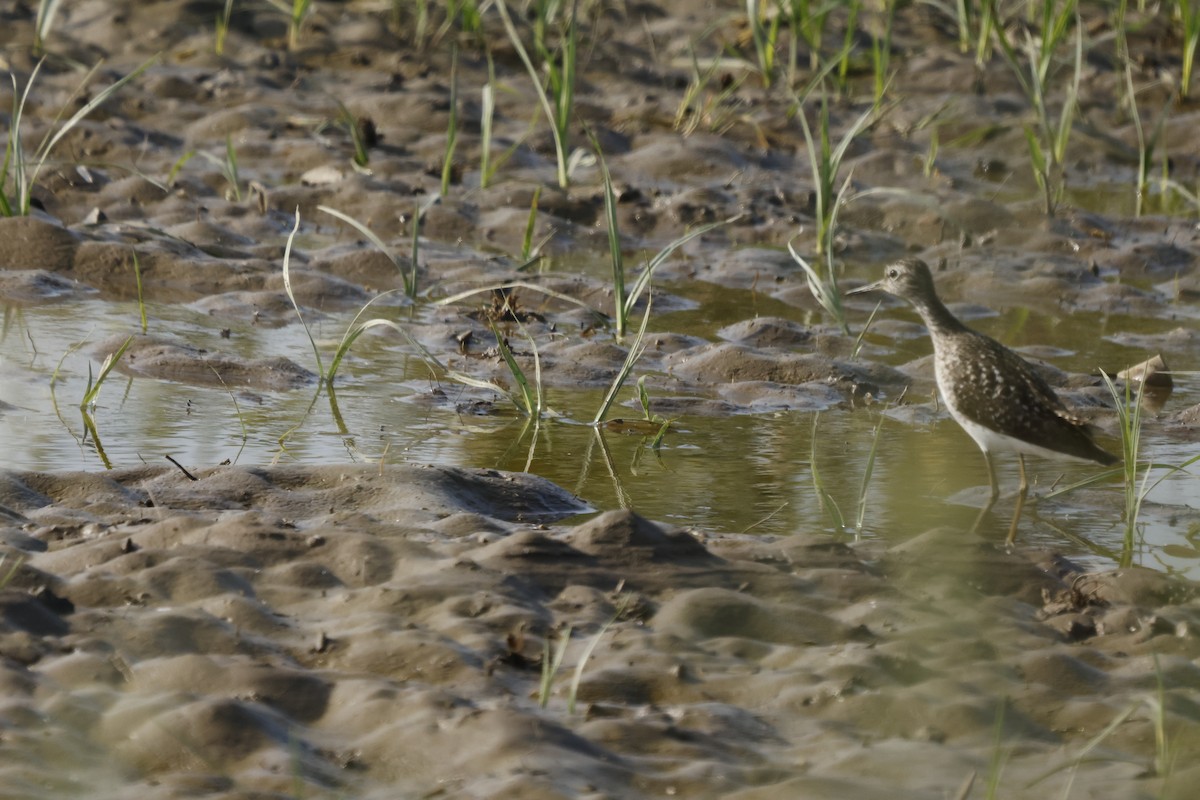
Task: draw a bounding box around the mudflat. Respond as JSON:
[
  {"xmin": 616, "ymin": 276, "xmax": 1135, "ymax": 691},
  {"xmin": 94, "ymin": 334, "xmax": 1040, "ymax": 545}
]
[{"xmin": 2, "ymin": 2, "xmax": 1200, "ymax": 798}]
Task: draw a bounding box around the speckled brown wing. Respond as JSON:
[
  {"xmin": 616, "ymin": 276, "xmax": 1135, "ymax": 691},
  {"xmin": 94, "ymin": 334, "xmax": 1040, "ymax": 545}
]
[{"xmin": 937, "ymin": 329, "xmax": 1117, "ymax": 465}]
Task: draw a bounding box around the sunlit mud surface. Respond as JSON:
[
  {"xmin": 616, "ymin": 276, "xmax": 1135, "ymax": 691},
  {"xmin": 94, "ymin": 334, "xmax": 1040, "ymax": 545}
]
[{"xmin": 2, "ymin": 1, "xmax": 1200, "ymax": 798}]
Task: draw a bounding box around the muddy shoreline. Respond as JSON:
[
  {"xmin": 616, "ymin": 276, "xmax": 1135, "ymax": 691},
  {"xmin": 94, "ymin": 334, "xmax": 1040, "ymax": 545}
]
[{"xmin": 3, "ymin": 463, "xmax": 1200, "ymax": 799}]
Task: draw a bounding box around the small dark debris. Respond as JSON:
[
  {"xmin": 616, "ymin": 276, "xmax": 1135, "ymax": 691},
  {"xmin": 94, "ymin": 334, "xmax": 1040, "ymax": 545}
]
[
  {"xmin": 467, "ymin": 289, "xmax": 546, "ymax": 324},
  {"xmin": 33, "ymin": 586, "xmax": 74, "ymax": 615}
]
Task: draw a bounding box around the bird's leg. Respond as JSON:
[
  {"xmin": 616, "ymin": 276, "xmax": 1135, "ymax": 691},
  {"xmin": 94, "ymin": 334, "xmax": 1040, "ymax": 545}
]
[
  {"xmin": 969, "ymin": 450, "xmax": 1000, "ymax": 535},
  {"xmin": 1006, "ymin": 454, "xmax": 1029, "ymax": 545},
  {"xmin": 984, "ymin": 450, "xmax": 1000, "ymax": 502}
]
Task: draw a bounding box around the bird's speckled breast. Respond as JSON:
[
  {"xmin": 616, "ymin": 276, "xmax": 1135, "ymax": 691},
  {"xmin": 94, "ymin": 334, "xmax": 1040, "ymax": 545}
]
[{"xmin": 931, "ymin": 328, "xmax": 1067, "ymax": 443}]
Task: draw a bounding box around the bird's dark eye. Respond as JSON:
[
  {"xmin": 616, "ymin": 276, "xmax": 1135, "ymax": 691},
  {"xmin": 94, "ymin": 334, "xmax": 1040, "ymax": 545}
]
[{"xmin": 887, "ymin": 268, "xmax": 898, "ymax": 278}]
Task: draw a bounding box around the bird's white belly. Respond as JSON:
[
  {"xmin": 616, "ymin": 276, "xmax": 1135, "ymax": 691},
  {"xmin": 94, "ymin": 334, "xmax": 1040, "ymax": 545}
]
[{"xmin": 950, "ymin": 411, "xmax": 1095, "ymax": 462}]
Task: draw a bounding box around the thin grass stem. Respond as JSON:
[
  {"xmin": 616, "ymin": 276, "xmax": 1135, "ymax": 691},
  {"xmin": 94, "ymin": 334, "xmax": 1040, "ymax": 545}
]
[
  {"xmin": 281, "ymin": 208, "xmax": 324, "ymax": 379},
  {"xmin": 538, "ymin": 625, "xmax": 572, "ymax": 708},
  {"xmin": 442, "ymin": 44, "xmax": 460, "ymax": 195}
]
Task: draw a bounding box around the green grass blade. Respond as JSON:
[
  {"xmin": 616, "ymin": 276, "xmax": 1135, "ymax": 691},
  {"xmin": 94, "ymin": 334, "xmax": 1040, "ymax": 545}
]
[
  {"xmin": 441, "ymin": 44, "xmax": 459, "ymax": 195},
  {"xmin": 480, "ymin": 51, "xmax": 496, "ymax": 187},
  {"xmin": 594, "ymin": 141, "xmax": 626, "ymax": 337},
  {"xmin": 166, "ymin": 149, "xmax": 196, "ymax": 187},
  {"xmin": 325, "ymin": 289, "xmax": 410, "ymax": 383},
  {"xmin": 9, "ymin": 58, "xmax": 46, "ymax": 215},
  {"xmin": 787, "ymin": 236, "xmax": 847, "ymax": 332},
  {"xmin": 318, "ymin": 205, "xmax": 409, "ymax": 289},
  {"xmin": 538, "ymin": 625, "xmax": 572, "ymax": 708},
  {"xmin": 131, "ymin": 250, "xmax": 147, "ymax": 333},
  {"xmin": 80, "ymin": 335, "xmax": 133, "ymax": 409},
  {"xmin": 624, "ymin": 215, "xmax": 737, "ymax": 321},
  {"xmin": 0, "ymin": 553, "xmax": 25, "ymax": 590},
  {"xmin": 490, "ymin": 322, "xmax": 537, "ymax": 416},
  {"xmin": 495, "ymin": 0, "xmax": 569, "ymax": 187},
  {"xmin": 224, "ymin": 134, "xmax": 241, "ymax": 201},
  {"xmin": 594, "ymin": 292, "xmax": 652, "ymax": 425},
  {"xmin": 34, "ymin": 0, "xmax": 65, "ymax": 53},
  {"xmin": 568, "ymin": 596, "xmax": 631, "ymax": 714},
  {"xmin": 522, "ymin": 186, "xmax": 542, "ymax": 262},
  {"xmin": 27, "ymin": 55, "xmax": 156, "ymax": 215},
  {"xmin": 281, "ymin": 207, "xmax": 324, "ymax": 379}
]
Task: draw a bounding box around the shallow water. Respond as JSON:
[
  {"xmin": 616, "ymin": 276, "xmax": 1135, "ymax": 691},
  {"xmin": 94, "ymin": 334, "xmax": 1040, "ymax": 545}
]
[{"xmin": 5, "ymin": 280, "xmax": 1196, "ymax": 578}]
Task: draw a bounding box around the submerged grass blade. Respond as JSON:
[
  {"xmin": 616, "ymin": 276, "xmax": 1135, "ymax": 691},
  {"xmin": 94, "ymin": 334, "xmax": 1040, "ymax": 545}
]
[
  {"xmin": 855, "ymin": 412, "xmax": 886, "ymax": 532},
  {"xmin": 810, "ymin": 413, "xmax": 845, "ymax": 530}
]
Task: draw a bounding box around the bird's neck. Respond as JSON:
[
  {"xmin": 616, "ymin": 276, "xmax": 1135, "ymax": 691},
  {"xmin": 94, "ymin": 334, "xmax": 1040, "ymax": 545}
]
[{"xmin": 911, "ymin": 293, "xmax": 968, "ymax": 337}]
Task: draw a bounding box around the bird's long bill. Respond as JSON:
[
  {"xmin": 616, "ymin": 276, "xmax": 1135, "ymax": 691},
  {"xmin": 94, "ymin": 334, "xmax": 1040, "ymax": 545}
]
[{"xmin": 845, "ymin": 280, "xmax": 884, "ymax": 297}]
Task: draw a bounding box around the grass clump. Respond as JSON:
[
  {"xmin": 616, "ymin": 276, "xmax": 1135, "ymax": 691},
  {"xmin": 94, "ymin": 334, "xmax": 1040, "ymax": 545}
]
[
  {"xmin": 1097, "ymin": 371, "xmax": 1200, "ymax": 566},
  {"xmin": 80, "ymin": 337, "xmax": 133, "ymax": 411},
  {"xmin": 495, "ymin": 0, "xmax": 577, "ymax": 188},
  {"xmin": 745, "ymin": 0, "xmax": 782, "ymax": 87},
  {"xmin": 214, "ymin": 0, "xmax": 235, "ymax": 56},
  {"xmin": 34, "ymin": 0, "xmax": 64, "ymax": 54},
  {"xmin": 537, "ymin": 625, "xmax": 572, "ymax": 708},
  {"xmin": 262, "ymin": 0, "xmax": 312, "ymax": 50},
  {"xmin": 1174, "ymin": 0, "xmax": 1200, "ymax": 101},
  {"xmin": 673, "ymin": 49, "xmax": 748, "ymax": 137},
  {"xmin": 797, "ymin": 94, "xmax": 875, "ymax": 257},
  {"xmin": 593, "ymin": 134, "xmax": 736, "ymax": 339},
  {"xmin": 200, "ymin": 134, "xmax": 242, "ymax": 202},
  {"xmin": 780, "ymin": 0, "xmax": 835, "ymax": 76},
  {"xmin": 490, "ymin": 321, "xmax": 548, "ymax": 418},
  {"xmin": 990, "ymin": 0, "xmax": 1082, "ymax": 216},
  {"xmin": 2, "ymin": 57, "xmax": 155, "ymax": 217}
]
